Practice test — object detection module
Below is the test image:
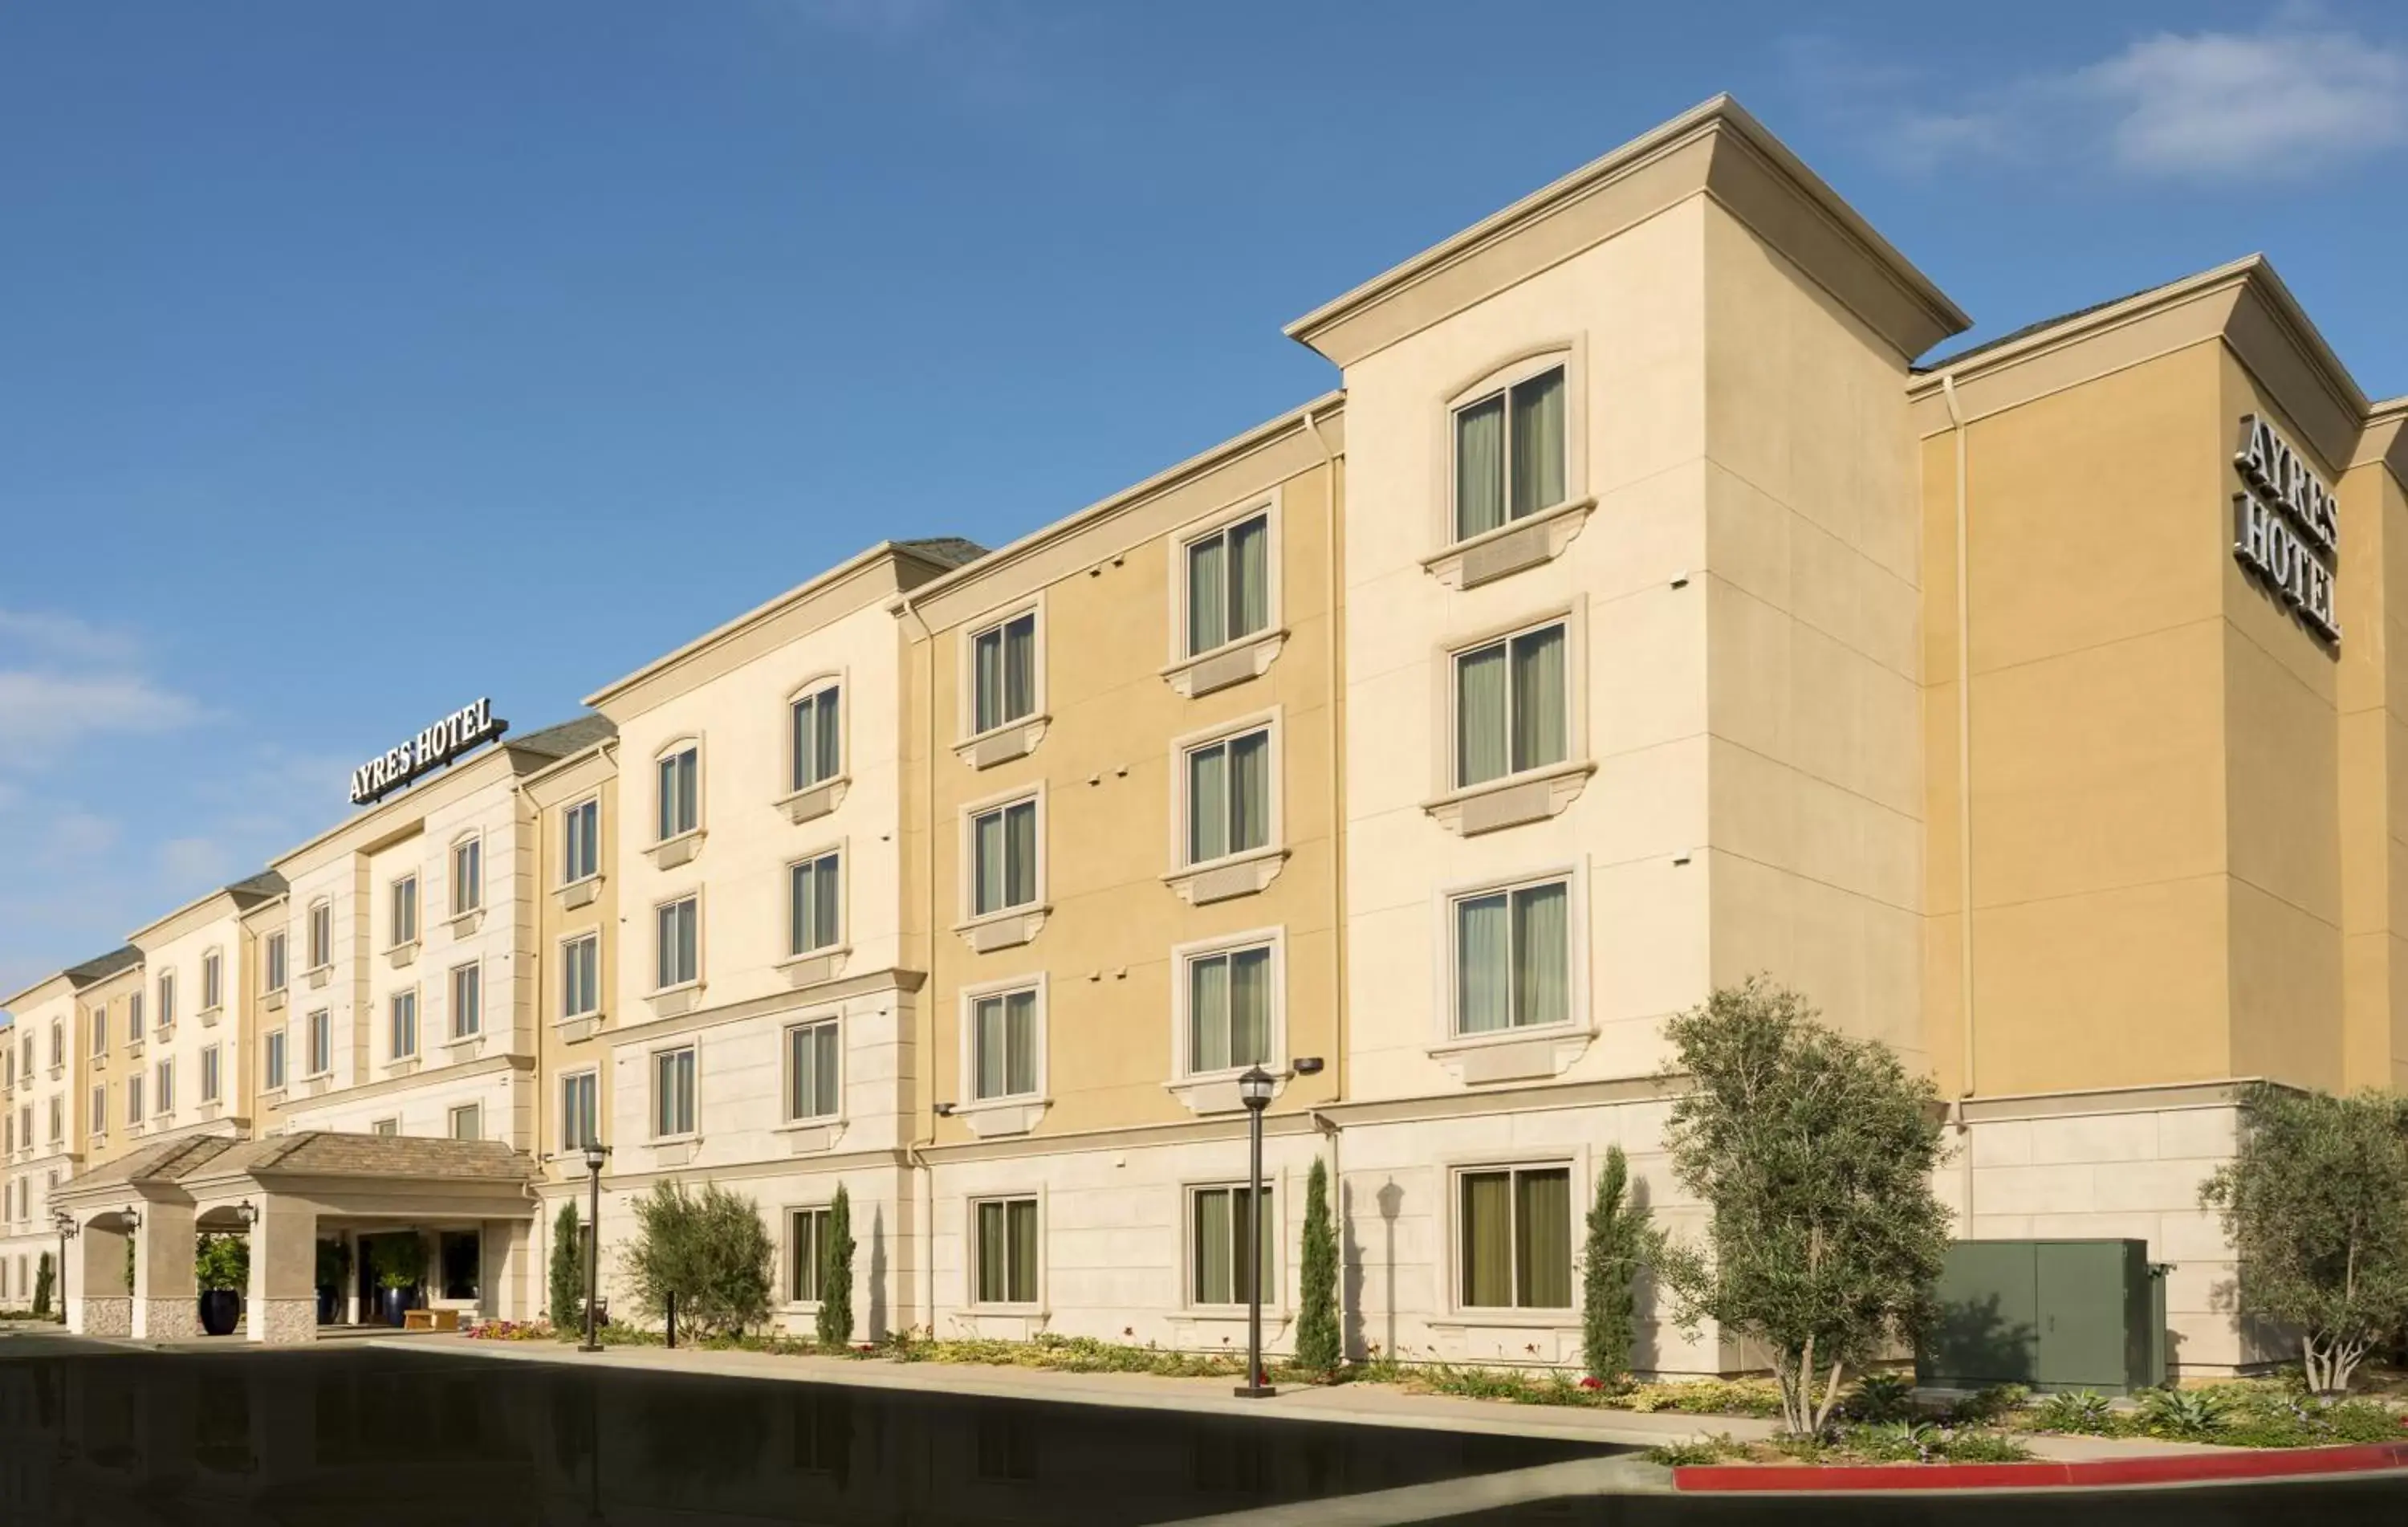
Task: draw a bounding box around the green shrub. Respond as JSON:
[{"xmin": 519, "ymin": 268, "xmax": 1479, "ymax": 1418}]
[
  {"xmin": 1845, "ymin": 1372, "xmax": 1918, "ymax": 1423},
  {"xmin": 624, "ymin": 1180, "xmax": 775, "ymax": 1338},
  {"xmin": 815, "ymin": 1186, "xmax": 855, "ymax": 1349},
  {"xmin": 549, "ymin": 1201, "xmax": 584, "ymax": 1331},
  {"xmin": 1934, "ymin": 1430, "xmax": 2035, "ymax": 1463},
  {"xmin": 1946, "ymin": 1383, "xmax": 2029, "ymax": 1425},
  {"xmin": 1581, "ymin": 1143, "xmax": 1653, "ymax": 1385},
  {"xmin": 315, "ymin": 1238, "xmax": 351, "ymax": 1291},
  {"xmin": 1621, "ymin": 1378, "xmax": 1787, "ymax": 1417},
  {"xmin": 1849, "ymin": 1421, "xmax": 1937, "ymax": 1461},
  {"xmin": 2139, "ymin": 1387, "xmax": 2231, "ymax": 1438},
  {"xmin": 2032, "ymin": 1389, "xmax": 2115, "ymax": 1434},
  {"xmin": 1643, "ymin": 1434, "xmax": 1748, "ymax": 1467},
  {"xmin": 368, "ymin": 1235, "xmax": 425, "ymax": 1292},
  {"xmin": 32, "ymin": 1252, "xmax": 53, "ymax": 1317},
  {"xmin": 194, "ymin": 1235, "xmax": 250, "ymax": 1293},
  {"xmin": 1295, "ymin": 1158, "xmax": 1342, "ymax": 1374}
]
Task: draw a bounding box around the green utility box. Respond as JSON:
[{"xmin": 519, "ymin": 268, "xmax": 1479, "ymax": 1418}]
[{"xmin": 1915, "ymin": 1239, "xmax": 2168, "ymax": 1395}]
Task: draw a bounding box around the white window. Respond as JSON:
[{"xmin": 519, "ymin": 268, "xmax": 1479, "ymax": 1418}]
[
  {"xmin": 563, "ymin": 797, "xmax": 600, "ymax": 885},
  {"xmin": 48, "ymin": 1096, "xmax": 63, "ymax": 1142},
  {"xmin": 788, "ymin": 1206, "xmax": 836, "ymax": 1304},
  {"xmin": 1184, "ymin": 941, "xmax": 1275, "ymax": 1075},
  {"xmin": 201, "ymin": 950, "xmax": 222, "ymax": 1011},
  {"xmin": 970, "ymin": 987, "xmax": 1039, "ymax": 1102},
  {"xmin": 154, "ymin": 1058, "xmax": 174, "ymax": 1115},
  {"xmin": 90, "ymin": 1002, "xmax": 107, "ymax": 1056},
  {"xmin": 973, "ymin": 1196, "xmax": 1039, "ymax": 1305},
  {"xmin": 789, "ymin": 851, "xmax": 841, "ymax": 956},
  {"xmin": 127, "ymin": 1074, "xmax": 144, "ymax": 1125},
  {"xmin": 1184, "ymin": 511, "xmax": 1271, "ymax": 657},
  {"xmin": 1454, "ymin": 363, "xmax": 1567, "ymax": 542},
  {"xmin": 451, "ymin": 837, "xmax": 482, "ymax": 916},
  {"xmin": 656, "ymin": 897, "xmax": 699, "ymax": 990},
  {"xmin": 390, "ymin": 990, "xmax": 418, "ymax": 1059},
  {"xmin": 1452, "ymin": 876, "xmax": 1572, "ymax": 1036},
  {"xmin": 49, "ymin": 1020, "xmax": 62, "ymax": 1069},
  {"xmin": 784, "ymin": 1018, "xmax": 840, "ymax": 1122},
  {"xmin": 391, "ymin": 874, "xmax": 419, "ymax": 947},
  {"xmin": 307, "ymin": 1008, "xmax": 331, "ymax": 1076},
  {"xmin": 1456, "ymin": 1164, "xmax": 1572, "ymax": 1309},
  {"xmin": 449, "ymin": 963, "xmax": 482, "ymax": 1039},
  {"xmin": 562, "ymin": 933, "xmax": 600, "ymax": 1018},
  {"xmin": 560, "ymin": 1071, "xmax": 598, "ymax": 1150},
  {"xmin": 970, "ymin": 611, "xmax": 1038, "ymax": 734},
  {"xmin": 264, "ymin": 1030, "xmax": 287, "ymax": 1091},
  {"xmin": 653, "ymin": 1045, "xmax": 695, "ymax": 1137},
  {"xmin": 157, "ymin": 972, "xmax": 175, "ymax": 1030},
  {"xmin": 791, "ymin": 684, "xmax": 841, "ymax": 792},
  {"xmin": 449, "ymin": 1103, "xmax": 482, "ymax": 1142},
  {"xmin": 970, "ymin": 797, "xmax": 1039, "ymax": 917},
  {"xmin": 1190, "ymin": 1183, "xmax": 1273, "ymax": 1307},
  {"xmin": 200, "ymin": 1045, "xmax": 221, "ymax": 1104},
  {"xmin": 1454, "ymin": 621, "xmax": 1568, "ymax": 788},
  {"xmin": 1185, "ymin": 727, "xmax": 1271, "ymax": 865},
  {"xmin": 128, "ymin": 989, "xmax": 144, "ymax": 1040},
  {"xmin": 657, "ymin": 745, "xmax": 700, "ymax": 841},
  {"xmin": 372, "ymin": 1118, "xmax": 399, "ymax": 1138},
  {"xmin": 266, "ymin": 930, "xmax": 288, "ymax": 992},
  {"xmin": 89, "ymin": 1085, "xmax": 106, "ymax": 1134},
  {"xmin": 307, "ymin": 901, "xmax": 332, "ymax": 970}
]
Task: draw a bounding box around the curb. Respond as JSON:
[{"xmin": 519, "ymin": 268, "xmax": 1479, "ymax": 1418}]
[{"xmin": 1675, "ymin": 1439, "xmax": 2408, "ymax": 1492}]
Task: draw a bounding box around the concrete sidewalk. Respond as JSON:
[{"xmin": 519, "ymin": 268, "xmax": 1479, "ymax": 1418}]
[{"xmin": 374, "ymin": 1334, "xmax": 2242, "ymax": 1464}]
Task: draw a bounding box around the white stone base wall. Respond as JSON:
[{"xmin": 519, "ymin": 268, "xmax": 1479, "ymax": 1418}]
[
  {"xmin": 132, "ymin": 1297, "xmax": 202, "ymax": 1342},
  {"xmin": 1945, "ymin": 1097, "xmax": 2259, "ymax": 1375},
  {"xmin": 72, "ymin": 1295, "xmax": 130, "ymax": 1338},
  {"xmin": 251, "ymin": 1297, "xmax": 320, "ymax": 1345}
]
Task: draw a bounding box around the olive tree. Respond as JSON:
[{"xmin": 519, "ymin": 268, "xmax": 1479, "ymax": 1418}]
[
  {"xmin": 624, "ymin": 1180, "xmax": 775, "ymax": 1338},
  {"xmin": 1653, "ymin": 979, "xmax": 1951, "ymax": 1436},
  {"xmin": 2199, "ymin": 1083, "xmax": 2408, "ymax": 1395}
]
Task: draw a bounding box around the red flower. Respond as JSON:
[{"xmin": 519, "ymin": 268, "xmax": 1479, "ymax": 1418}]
[{"xmin": 1579, "ymin": 1375, "xmax": 1604, "ymax": 1390}]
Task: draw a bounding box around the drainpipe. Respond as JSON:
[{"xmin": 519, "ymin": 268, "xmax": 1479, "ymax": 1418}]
[
  {"xmin": 1303, "ymin": 401, "xmax": 1347, "ymax": 1104},
  {"xmin": 897, "ymin": 588, "xmax": 940, "ymax": 1335},
  {"xmin": 1942, "ymin": 373, "xmax": 1976, "ymax": 1231}
]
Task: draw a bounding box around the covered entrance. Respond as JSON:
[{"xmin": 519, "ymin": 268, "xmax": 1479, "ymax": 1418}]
[{"xmin": 51, "ymin": 1131, "xmax": 539, "ymax": 1344}]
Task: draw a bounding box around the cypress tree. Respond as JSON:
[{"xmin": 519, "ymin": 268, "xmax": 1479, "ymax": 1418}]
[
  {"xmin": 1581, "ymin": 1143, "xmax": 1650, "ymax": 1385},
  {"xmin": 816, "ymin": 1185, "xmax": 856, "ymax": 1349},
  {"xmin": 33, "ymin": 1252, "xmax": 54, "ymax": 1317},
  {"xmin": 550, "ymin": 1199, "xmax": 585, "ymax": 1332},
  {"xmin": 1295, "ymin": 1157, "xmax": 1341, "ymax": 1373}
]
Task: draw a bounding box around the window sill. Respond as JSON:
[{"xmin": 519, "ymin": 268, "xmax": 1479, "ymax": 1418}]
[
  {"xmin": 954, "ymin": 906, "xmax": 1047, "ymax": 954},
  {"xmin": 385, "ymin": 1056, "xmax": 421, "ymax": 1077},
  {"xmin": 445, "ymin": 1032, "xmax": 484, "ymax": 1053},
  {"xmin": 1422, "ymin": 496, "xmax": 1595, "ymax": 590},
  {"xmin": 1422, "ymin": 759, "xmax": 1593, "ymax": 837},
  {"xmin": 1162, "ymin": 846, "xmax": 1288, "ymax": 906},
  {"xmin": 1165, "ymin": 1069, "xmax": 1291, "ymax": 1118},
  {"xmin": 775, "ymin": 1118, "xmax": 848, "ymax": 1154},
  {"xmin": 263, "ymin": 990, "xmax": 287, "ymax": 1012},
  {"xmin": 558, "ymin": 876, "xmax": 602, "ymax": 911},
  {"xmin": 127, "ymin": 1040, "xmax": 146, "ymax": 1061},
  {"xmin": 388, "ymin": 942, "xmax": 419, "ymax": 970},
  {"xmin": 1425, "ymin": 1310, "xmax": 1578, "ymax": 1330},
  {"xmin": 953, "ymin": 715, "xmax": 1048, "ymax": 771},
  {"xmin": 954, "ymin": 1097, "xmax": 1048, "ymax": 1139},
  {"xmin": 445, "ymin": 908, "xmax": 486, "ymax": 937},
  {"xmin": 650, "ymin": 1135, "xmax": 701, "ymax": 1167},
  {"xmin": 91, "ymin": 1053, "xmax": 108, "ymax": 1071},
  {"xmin": 198, "ymin": 1006, "xmax": 223, "ymax": 1028},
  {"xmin": 1160, "ymin": 629, "xmax": 1287, "ymax": 698},
  {"xmin": 554, "ymin": 1011, "xmax": 605, "ymax": 1043},
  {"xmin": 775, "ymin": 776, "xmax": 850, "ymax": 825},
  {"xmin": 1426, "ymin": 1023, "xmax": 1596, "ymax": 1085},
  {"xmin": 306, "ymin": 965, "xmax": 332, "ymax": 990},
  {"xmin": 646, "ymin": 983, "xmax": 706, "ymax": 1018},
  {"xmin": 646, "ymin": 830, "xmax": 706, "ymax": 870},
  {"xmin": 775, "ymin": 945, "xmax": 851, "ymax": 989}
]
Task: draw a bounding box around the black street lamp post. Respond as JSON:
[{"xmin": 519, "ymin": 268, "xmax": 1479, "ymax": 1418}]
[
  {"xmin": 580, "ymin": 1142, "xmax": 610, "ymax": 1353},
  {"xmin": 52, "ymin": 1211, "xmax": 75, "ymax": 1324}
]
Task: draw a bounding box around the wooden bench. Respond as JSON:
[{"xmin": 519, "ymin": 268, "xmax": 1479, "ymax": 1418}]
[{"xmin": 401, "ymin": 1309, "xmax": 461, "ymax": 1333}]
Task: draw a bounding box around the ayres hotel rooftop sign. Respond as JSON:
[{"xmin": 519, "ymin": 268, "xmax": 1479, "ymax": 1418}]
[
  {"xmin": 351, "ymin": 698, "xmax": 507, "ymax": 806},
  {"xmin": 2233, "ymin": 414, "xmax": 2341, "ymax": 644}
]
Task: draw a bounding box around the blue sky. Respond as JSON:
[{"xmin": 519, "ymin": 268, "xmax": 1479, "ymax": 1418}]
[{"xmin": 4, "ymin": 0, "xmax": 2405, "ymax": 1004}]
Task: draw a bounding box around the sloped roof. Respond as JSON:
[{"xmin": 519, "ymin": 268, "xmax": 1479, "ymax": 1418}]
[
  {"xmin": 507, "ymin": 714, "xmax": 616, "ymax": 761},
  {"xmin": 65, "ymin": 946, "xmax": 143, "ymax": 987},
  {"xmin": 225, "ymin": 870, "xmax": 288, "ymax": 902},
  {"xmin": 59, "ymin": 1135, "xmax": 234, "ymax": 1195},
  {"xmin": 896, "ymin": 536, "xmax": 989, "ymax": 570},
  {"xmin": 57, "ymin": 1130, "xmax": 537, "ymax": 1202}
]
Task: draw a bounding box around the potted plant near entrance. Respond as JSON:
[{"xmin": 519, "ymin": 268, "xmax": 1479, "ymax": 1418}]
[
  {"xmin": 368, "ymin": 1236, "xmax": 426, "ymax": 1327},
  {"xmin": 195, "ymin": 1235, "xmax": 250, "ymax": 1337},
  {"xmin": 315, "ymin": 1239, "xmax": 352, "ymax": 1325}
]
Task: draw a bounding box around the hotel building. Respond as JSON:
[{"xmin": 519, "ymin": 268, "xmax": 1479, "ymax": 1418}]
[{"xmin": 6, "ymin": 96, "xmax": 2403, "ymax": 1377}]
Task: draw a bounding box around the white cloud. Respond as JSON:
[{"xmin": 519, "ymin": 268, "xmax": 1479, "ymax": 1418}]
[
  {"xmin": 0, "ymin": 607, "xmax": 143, "ymax": 664},
  {"xmin": 1795, "ymin": 14, "xmax": 2408, "ymax": 180},
  {"xmin": 0, "ymin": 671, "xmax": 205, "ymax": 760}
]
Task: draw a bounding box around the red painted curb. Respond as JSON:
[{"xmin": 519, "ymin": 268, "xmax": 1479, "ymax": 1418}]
[{"xmin": 1674, "ymin": 1439, "xmax": 2408, "ymax": 1492}]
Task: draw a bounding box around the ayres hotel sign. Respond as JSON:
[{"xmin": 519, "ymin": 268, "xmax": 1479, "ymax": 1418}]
[
  {"xmin": 2233, "ymin": 414, "xmax": 2341, "ymax": 643},
  {"xmin": 351, "ymin": 698, "xmax": 507, "ymax": 806}
]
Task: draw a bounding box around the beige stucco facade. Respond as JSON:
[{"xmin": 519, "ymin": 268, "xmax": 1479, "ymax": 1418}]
[{"xmin": 11, "ymin": 95, "xmax": 2407, "ymax": 1373}]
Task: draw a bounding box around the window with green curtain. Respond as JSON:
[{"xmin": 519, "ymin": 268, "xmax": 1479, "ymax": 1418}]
[
  {"xmin": 791, "ymin": 852, "xmax": 841, "ymax": 955},
  {"xmin": 654, "ymin": 1046, "xmax": 694, "ymax": 1136},
  {"xmin": 561, "ymin": 1071, "xmax": 596, "ymax": 1150},
  {"xmin": 453, "ymin": 837, "xmax": 483, "ymax": 914},
  {"xmin": 1453, "ymin": 364, "xmax": 1568, "ymax": 543},
  {"xmin": 973, "ymin": 799, "xmax": 1039, "ymax": 915},
  {"xmin": 973, "ymin": 989, "xmax": 1038, "ymax": 1101},
  {"xmin": 1454, "ymin": 879, "xmax": 1570, "ymax": 1035},
  {"xmin": 1190, "ymin": 1185, "xmax": 1273, "ymax": 1305},
  {"xmin": 1187, "ymin": 729, "xmax": 1270, "ymax": 864},
  {"xmin": 1188, "ymin": 944, "xmax": 1273, "ymax": 1073},
  {"xmin": 564, "ymin": 933, "xmax": 600, "ymax": 1017},
  {"xmin": 791, "ymin": 686, "xmax": 841, "ymax": 792},
  {"xmin": 392, "ymin": 875, "xmax": 417, "ymax": 947},
  {"xmin": 565, "ymin": 798, "xmax": 600, "ymax": 882},
  {"xmin": 1187, "ymin": 511, "xmax": 1271, "ymax": 655},
  {"xmin": 787, "ymin": 1020, "xmax": 840, "ymax": 1120},
  {"xmin": 657, "ymin": 747, "xmax": 698, "ymax": 841},
  {"xmin": 1459, "ymin": 1165, "xmax": 1571, "ymax": 1309},
  {"xmin": 450, "ymin": 961, "xmax": 481, "ymax": 1037},
  {"xmin": 790, "ymin": 1207, "xmax": 829, "ymax": 1302},
  {"xmin": 658, "ymin": 897, "xmax": 698, "ymax": 988},
  {"xmin": 389, "ymin": 991, "xmax": 416, "ymax": 1059},
  {"xmin": 977, "ymin": 1197, "xmax": 1039, "ymax": 1304},
  {"xmin": 974, "ymin": 613, "xmax": 1038, "ymax": 732},
  {"xmin": 1454, "ymin": 622, "xmax": 1567, "ymax": 788}
]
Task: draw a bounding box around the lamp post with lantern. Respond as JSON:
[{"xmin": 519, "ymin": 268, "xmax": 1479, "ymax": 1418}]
[
  {"xmin": 1234, "ymin": 1057, "xmax": 1322, "ymax": 1399},
  {"xmin": 51, "ymin": 1211, "xmax": 75, "ymax": 1325},
  {"xmin": 579, "ymin": 1142, "xmax": 611, "ymax": 1353}
]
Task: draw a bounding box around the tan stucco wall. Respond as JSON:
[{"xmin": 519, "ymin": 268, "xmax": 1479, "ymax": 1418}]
[
  {"xmin": 531, "ymin": 752, "xmax": 616, "ymax": 1181},
  {"xmin": 2333, "ymin": 439, "xmax": 2408, "ymax": 1092}
]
